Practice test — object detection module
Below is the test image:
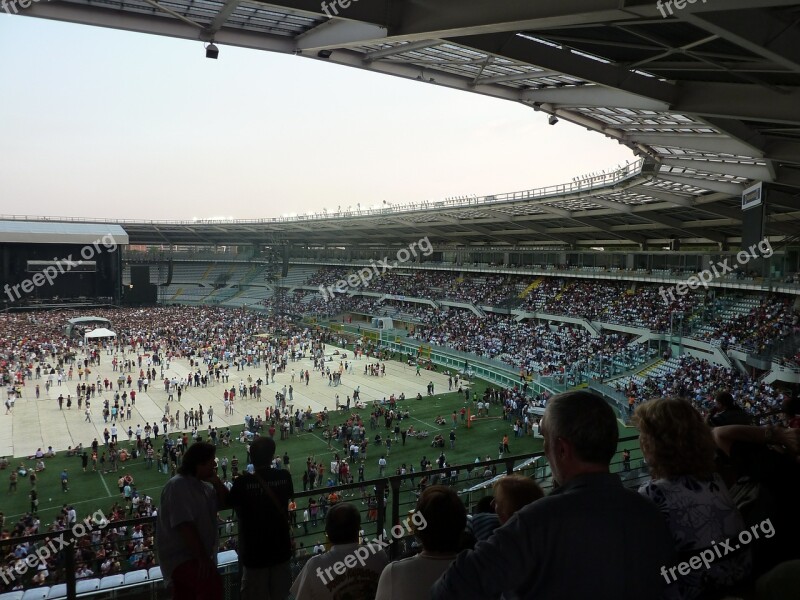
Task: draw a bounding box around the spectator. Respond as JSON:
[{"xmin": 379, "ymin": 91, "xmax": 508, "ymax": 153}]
[
  {"xmin": 156, "ymin": 442, "xmax": 228, "ymax": 600},
  {"xmin": 707, "ymin": 391, "xmax": 753, "ymax": 427},
  {"xmin": 228, "ymin": 437, "xmax": 294, "ymax": 600},
  {"xmin": 291, "ymin": 503, "xmax": 388, "ymax": 599},
  {"xmin": 376, "ymin": 485, "xmax": 466, "ymax": 600},
  {"xmin": 431, "ymin": 390, "xmax": 677, "ymax": 599},
  {"xmin": 465, "ymin": 495, "xmax": 500, "ymax": 543},
  {"xmin": 491, "ymin": 475, "xmax": 544, "ymax": 525},
  {"xmin": 635, "ymin": 397, "xmax": 751, "ymax": 598}
]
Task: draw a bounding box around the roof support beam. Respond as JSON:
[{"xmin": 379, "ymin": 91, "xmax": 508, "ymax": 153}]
[
  {"xmin": 659, "ymin": 158, "xmax": 774, "ymax": 181},
  {"xmin": 381, "ymin": 0, "xmax": 800, "ymax": 41},
  {"xmin": 675, "ymin": 82, "xmax": 800, "ymax": 126},
  {"xmin": 569, "ymin": 217, "xmax": 648, "ymax": 245},
  {"xmin": 630, "ymin": 134, "xmax": 764, "ymax": 158},
  {"xmin": 656, "ymin": 174, "xmax": 744, "ymax": 196},
  {"xmin": 296, "ymin": 20, "xmax": 388, "ymax": 51},
  {"xmin": 476, "ymin": 69, "xmax": 561, "ymax": 85},
  {"xmin": 679, "ymin": 9, "xmax": 800, "ymax": 75},
  {"xmin": 453, "ymin": 32, "xmax": 677, "ymax": 105},
  {"xmin": 636, "ymin": 213, "xmax": 727, "ymax": 244},
  {"xmin": 521, "ymin": 86, "xmax": 669, "ymax": 111},
  {"xmin": 364, "ymin": 40, "xmax": 441, "ymax": 61},
  {"xmin": 206, "ymin": 0, "xmax": 244, "ymax": 37}
]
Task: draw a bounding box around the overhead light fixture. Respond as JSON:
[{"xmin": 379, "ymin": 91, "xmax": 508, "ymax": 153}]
[
  {"xmin": 548, "ymin": 115, "xmax": 559, "ymax": 126},
  {"xmin": 318, "ymin": 50, "xmax": 333, "ymax": 59},
  {"xmin": 205, "ymin": 42, "xmax": 219, "ymax": 59}
]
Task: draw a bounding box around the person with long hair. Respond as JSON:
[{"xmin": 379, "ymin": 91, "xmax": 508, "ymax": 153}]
[
  {"xmin": 635, "ymin": 397, "xmax": 751, "ymax": 599},
  {"xmin": 156, "ymin": 442, "xmax": 229, "ymax": 600}
]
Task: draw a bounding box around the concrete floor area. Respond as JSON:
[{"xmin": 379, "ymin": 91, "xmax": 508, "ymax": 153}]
[{"xmin": 1, "ymin": 346, "xmax": 453, "ymax": 458}]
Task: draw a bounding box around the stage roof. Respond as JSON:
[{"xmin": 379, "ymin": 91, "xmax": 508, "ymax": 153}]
[{"xmin": 0, "ymin": 221, "xmax": 129, "ymax": 245}]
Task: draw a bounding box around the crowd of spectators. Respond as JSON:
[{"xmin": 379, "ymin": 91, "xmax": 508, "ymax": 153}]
[
  {"xmin": 409, "ymin": 309, "xmax": 652, "ymax": 379},
  {"xmin": 617, "ymin": 355, "xmax": 789, "ymax": 421},
  {"xmin": 276, "ymin": 268, "xmax": 800, "ymax": 363},
  {"xmin": 694, "ymin": 296, "xmax": 799, "ymax": 356}
]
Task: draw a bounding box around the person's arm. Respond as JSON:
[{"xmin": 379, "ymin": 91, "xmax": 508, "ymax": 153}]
[
  {"xmin": 713, "ymin": 424, "xmax": 800, "ymax": 456},
  {"xmin": 206, "ymin": 474, "xmax": 230, "ymax": 509}
]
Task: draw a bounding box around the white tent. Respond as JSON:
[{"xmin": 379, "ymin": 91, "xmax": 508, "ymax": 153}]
[{"xmin": 84, "ymin": 327, "xmax": 117, "ymax": 340}]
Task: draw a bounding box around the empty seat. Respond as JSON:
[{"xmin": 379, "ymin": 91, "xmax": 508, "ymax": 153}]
[
  {"xmin": 100, "ymin": 575, "xmax": 125, "ymax": 589},
  {"xmin": 148, "ymin": 566, "xmax": 163, "ymax": 580},
  {"xmin": 0, "ymin": 592, "xmax": 25, "ymax": 600},
  {"xmin": 45, "ymin": 584, "xmax": 66, "ymax": 600},
  {"xmin": 217, "ymin": 550, "xmax": 238, "ymax": 567},
  {"xmin": 21, "ymin": 589, "xmax": 49, "ymax": 600},
  {"xmin": 123, "ymin": 570, "xmax": 149, "ymax": 585},
  {"xmin": 75, "ymin": 579, "xmax": 100, "ymax": 594}
]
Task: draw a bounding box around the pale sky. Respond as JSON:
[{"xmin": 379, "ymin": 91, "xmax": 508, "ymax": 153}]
[{"xmin": 0, "ymin": 15, "xmax": 635, "ymax": 221}]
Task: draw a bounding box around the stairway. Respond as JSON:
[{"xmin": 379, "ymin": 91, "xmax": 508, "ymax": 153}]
[{"xmin": 518, "ymin": 277, "xmax": 545, "ymax": 299}]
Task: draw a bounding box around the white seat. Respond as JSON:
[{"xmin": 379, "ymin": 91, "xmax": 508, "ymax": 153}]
[
  {"xmin": 75, "ymin": 579, "xmax": 100, "ymax": 594},
  {"xmin": 21, "ymin": 589, "xmax": 49, "ymax": 600},
  {"xmin": 100, "ymin": 575, "xmax": 125, "ymax": 589},
  {"xmin": 45, "ymin": 584, "xmax": 66, "ymax": 600},
  {"xmin": 0, "ymin": 592, "xmax": 25, "ymax": 600},
  {"xmin": 217, "ymin": 550, "xmax": 238, "ymax": 567},
  {"xmin": 148, "ymin": 566, "xmax": 163, "ymax": 580},
  {"xmin": 123, "ymin": 570, "xmax": 149, "ymax": 585}
]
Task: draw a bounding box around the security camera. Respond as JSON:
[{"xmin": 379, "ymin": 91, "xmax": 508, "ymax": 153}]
[{"xmin": 548, "ymin": 115, "xmax": 558, "ymax": 126}]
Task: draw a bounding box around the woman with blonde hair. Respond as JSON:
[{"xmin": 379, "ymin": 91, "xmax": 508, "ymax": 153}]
[{"xmin": 635, "ymin": 397, "xmax": 750, "ymax": 599}]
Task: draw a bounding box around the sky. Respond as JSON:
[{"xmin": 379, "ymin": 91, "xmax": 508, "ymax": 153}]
[{"xmin": 0, "ymin": 15, "xmax": 635, "ymax": 221}]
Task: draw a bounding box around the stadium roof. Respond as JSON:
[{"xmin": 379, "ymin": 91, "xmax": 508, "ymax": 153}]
[{"xmin": 15, "ymin": 1, "xmax": 800, "ymax": 249}]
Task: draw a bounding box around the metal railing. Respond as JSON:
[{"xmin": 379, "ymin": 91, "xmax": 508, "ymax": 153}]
[
  {"xmin": 1, "ymin": 160, "xmax": 644, "ymax": 225},
  {"xmin": 0, "ymin": 435, "xmax": 644, "ymax": 600}
]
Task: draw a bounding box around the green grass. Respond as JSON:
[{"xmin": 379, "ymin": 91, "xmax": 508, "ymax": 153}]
[
  {"xmin": 1, "ymin": 378, "xmax": 546, "ymax": 525},
  {"xmin": 2, "ymin": 372, "xmax": 642, "ymax": 540}
]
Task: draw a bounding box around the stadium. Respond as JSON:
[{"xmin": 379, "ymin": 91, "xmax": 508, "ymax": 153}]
[{"xmin": 2, "ymin": 1, "xmax": 800, "ymax": 600}]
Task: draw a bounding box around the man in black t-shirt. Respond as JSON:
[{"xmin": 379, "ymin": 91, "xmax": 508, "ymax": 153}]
[{"xmin": 228, "ymin": 437, "xmax": 294, "ymax": 600}]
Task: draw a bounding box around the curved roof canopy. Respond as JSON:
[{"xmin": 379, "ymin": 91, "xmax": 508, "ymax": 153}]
[{"xmin": 15, "ymin": 0, "xmax": 800, "ymax": 248}]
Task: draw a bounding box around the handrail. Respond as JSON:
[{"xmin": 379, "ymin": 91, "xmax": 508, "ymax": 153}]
[{"xmin": 0, "ymin": 437, "xmax": 642, "ymax": 598}]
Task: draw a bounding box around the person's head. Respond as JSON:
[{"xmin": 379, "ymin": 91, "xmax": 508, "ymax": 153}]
[
  {"xmin": 474, "ymin": 495, "xmax": 495, "ymax": 515},
  {"xmin": 542, "ymin": 391, "xmax": 618, "ymax": 484},
  {"xmin": 325, "ymin": 503, "xmax": 361, "ymax": 545},
  {"xmin": 715, "ymin": 391, "xmax": 736, "ymax": 410},
  {"xmin": 414, "ymin": 485, "xmax": 466, "ymax": 553},
  {"xmin": 781, "ymin": 395, "xmax": 799, "ymax": 417},
  {"xmin": 492, "ymin": 475, "xmax": 544, "ymax": 524},
  {"xmin": 634, "ymin": 397, "xmax": 716, "ymax": 480},
  {"xmin": 177, "ymin": 442, "xmax": 215, "ymax": 479},
  {"xmin": 250, "ymin": 437, "xmax": 276, "ymax": 467}
]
